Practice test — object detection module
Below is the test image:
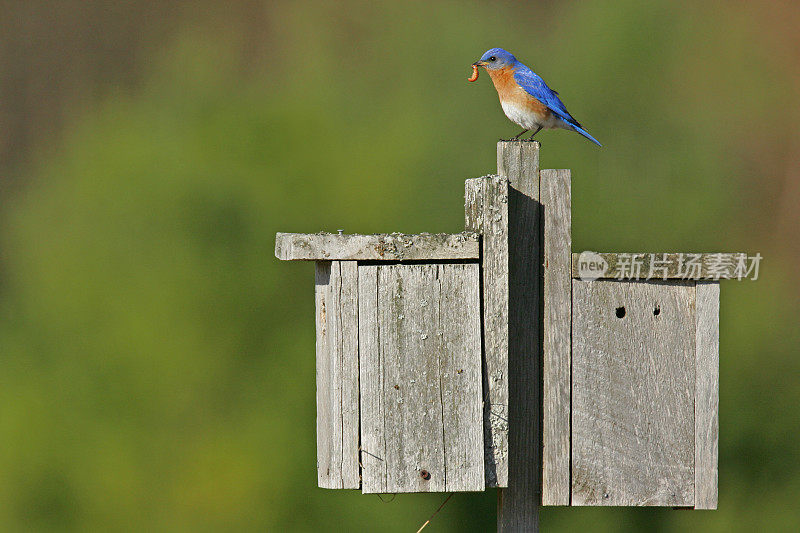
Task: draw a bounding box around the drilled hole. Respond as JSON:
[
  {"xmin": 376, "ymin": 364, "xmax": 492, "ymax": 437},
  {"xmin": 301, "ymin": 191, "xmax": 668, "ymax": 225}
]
[
  {"xmin": 615, "ymin": 306, "xmax": 626, "ymax": 318},
  {"xmin": 653, "ymin": 306, "xmax": 661, "ymax": 316},
  {"xmin": 420, "ymin": 470, "xmax": 431, "ymax": 481}
]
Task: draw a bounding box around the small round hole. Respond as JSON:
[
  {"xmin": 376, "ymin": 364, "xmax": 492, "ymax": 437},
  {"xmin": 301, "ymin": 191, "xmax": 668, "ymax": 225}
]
[
  {"xmin": 653, "ymin": 306, "xmax": 661, "ymax": 316},
  {"xmin": 420, "ymin": 470, "xmax": 431, "ymax": 480},
  {"xmin": 615, "ymin": 306, "xmax": 626, "ymax": 318}
]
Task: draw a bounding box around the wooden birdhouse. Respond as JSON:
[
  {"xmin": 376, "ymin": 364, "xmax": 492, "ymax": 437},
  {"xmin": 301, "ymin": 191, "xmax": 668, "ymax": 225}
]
[{"xmin": 275, "ymin": 142, "xmax": 750, "ymax": 528}]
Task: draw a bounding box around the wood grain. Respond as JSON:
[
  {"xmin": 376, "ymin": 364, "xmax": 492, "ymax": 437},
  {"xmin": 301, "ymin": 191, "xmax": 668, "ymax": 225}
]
[
  {"xmin": 315, "ymin": 261, "xmax": 360, "ymax": 489},
  {"xmin": 438, "ymin": 264, "xmax": 486, "ymax": 492},
  {"xmin": 571, "ymin": 279, "xmax": 696, "ymax": 507},
  {"xmin": 496, "ymin": 140, "xmax": 541, "ymax": 531},
  {"xmin": 276, "ymin": 232, "xmax": 479, "ymax": 261},
  {"xmin": 358, "ymin": 263, "xmax": 484, "ymax": 494},
  {"xmin": 695, "ymin": 281, "xmax": 719, "ymax": 509},
  {"xmin": 357, "ymin": 264, "xmax": 385, "ymax": 492},
  {"xmin": 540, "ymin": 169, "xmax": 572, "ymax": 506},
  {"xmin": 465, "ymin": 175, "xmax": 510, "ymax": 488}
]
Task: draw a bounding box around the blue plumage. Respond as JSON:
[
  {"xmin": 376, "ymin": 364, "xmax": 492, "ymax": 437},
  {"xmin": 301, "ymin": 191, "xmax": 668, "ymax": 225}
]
[{"xmin": 513, "ymin": 68, "xmax": 575, "ymax": 125}]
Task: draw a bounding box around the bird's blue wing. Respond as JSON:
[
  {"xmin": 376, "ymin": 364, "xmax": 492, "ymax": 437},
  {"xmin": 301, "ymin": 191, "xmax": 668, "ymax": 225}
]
[
  {"xmin": 513, "ymin": 65, "xmax": 579, "ymax": 126},
  {"xmin": 512, "ymin": 62, "xmax": 602, "ymax": 146}
]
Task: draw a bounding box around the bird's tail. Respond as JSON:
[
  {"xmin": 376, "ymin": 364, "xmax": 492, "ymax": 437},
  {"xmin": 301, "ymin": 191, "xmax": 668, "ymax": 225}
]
[{"xmin": 570, "ymin": 123, "xmax": 602, "ymax": 147}]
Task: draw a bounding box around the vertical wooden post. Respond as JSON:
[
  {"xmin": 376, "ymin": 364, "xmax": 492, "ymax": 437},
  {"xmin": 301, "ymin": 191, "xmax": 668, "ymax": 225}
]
[
  {"xmin": 540, "ymin": 169, "xmax": 572, "ymax": 505},
  {"xmin": 496, "ymin": 141, "xmax": 541, "ymax": 532},
  {"xmin": 465, "ymin": 175, "xmax": 510, "ymax": 489}
]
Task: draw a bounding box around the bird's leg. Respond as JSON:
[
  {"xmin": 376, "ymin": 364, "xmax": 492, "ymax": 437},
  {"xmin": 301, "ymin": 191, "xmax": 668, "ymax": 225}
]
[
  {"xmin": 528, "ymin": 125, "xmax": 543, "ymax": 140},
  {"xmin": 510, "ymin": 128, "xmax": 529, "ymax": 140}
]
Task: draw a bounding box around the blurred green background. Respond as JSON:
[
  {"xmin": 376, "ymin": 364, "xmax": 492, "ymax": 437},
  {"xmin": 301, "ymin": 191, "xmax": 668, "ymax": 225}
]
[{"xmin": 0, "ymin": 1, "xmax": 798, "ymax": 531}]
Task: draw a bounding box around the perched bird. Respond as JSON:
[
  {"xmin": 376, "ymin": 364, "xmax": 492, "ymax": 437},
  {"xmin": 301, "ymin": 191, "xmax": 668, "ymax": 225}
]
[{"xmin": 469, "ymin": 47, "xmax": 601, "ymax": 146}]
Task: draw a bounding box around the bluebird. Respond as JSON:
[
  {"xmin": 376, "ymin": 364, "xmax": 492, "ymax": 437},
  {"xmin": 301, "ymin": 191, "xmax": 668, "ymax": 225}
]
[{"xmin": 470, "ymin": 48, "xmax": 601, "ymax": 146}]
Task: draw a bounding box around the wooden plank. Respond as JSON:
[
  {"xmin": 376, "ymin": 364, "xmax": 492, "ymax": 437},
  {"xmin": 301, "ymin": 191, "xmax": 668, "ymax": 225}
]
[
  {"xmin": 571, "ymin": 279, "xmax": 696, "ymax": 506},
  {"xmin": 379, "ymin": 264, "xmax": 444, "ymax": 493},
  {"xmin": 315, "ymin": 261, "xmax": 360, "ymax": 489},
  {"xmin": 339, "ymin": 261, "xmax": 361, "ymax": 489},
  {"xmin": 359, "ymin": 263, "xmax": 484, "ymax": 493},
  {"xmin": 275, "ymin": 232, "xmax": 480, "ymax": 261},
  {"xmin": 571, "ymin": 252, "xmax": 747, "ymax": 280},
  {"xmin": 540, "ymin": 169, "xmax": 572, "ymax": 506},
  {"xmin": 438, "ymin": 264, "xmax": 486, "ymax": 491},
  {"xmin": 314, "ymin": 263, "xmax": 333, "ymax": 487},
  {"xmin": 357, "ymin": 264, "xmax": 385, "ymax": 492},
  {"xmin": 496, "ymin": 140, "xmax": 541, "ymax": 531},
  {"xmin": 695, "ymin": 281, "xmax": 719, "ymax": 509},
  {"xmin": 465, "ymin": 175, "xmax": 510, "ymax": 489}
]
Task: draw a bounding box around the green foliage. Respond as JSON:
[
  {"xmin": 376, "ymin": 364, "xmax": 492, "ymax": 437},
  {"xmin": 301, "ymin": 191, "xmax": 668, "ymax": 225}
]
[{"xmin": 0, "ymin": 1, "xmax": 798, "ymax": 530}]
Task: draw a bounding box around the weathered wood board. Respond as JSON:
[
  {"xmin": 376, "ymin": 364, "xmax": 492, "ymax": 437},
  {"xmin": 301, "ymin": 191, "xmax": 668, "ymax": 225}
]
[
  {"xmin": 540, "ymin": 169, "xmax": 572, "ymax": 505},
  {"xmin": 358, "ymin": 263, "xmax": 484, "ymax": 493},
  {"xmin": 497, "ymin": 140, "xmax": 541, "ymax": 531},
  {"xmin": 315, "ymin": 261, "xmax": 360, "ymax": 489},
  {"xmin": 276, "ymin": 232, "xmax": 479, "ymax": 261},
  {"xmin": 571, "ymin": 279, "xmax": 696, "ymax": 507},
  {"xmin": 357, "ymin": 264, "xmax": 383, "ymax": 492},
  {"xmin": 695, "ymin": 281, "xmax": 720, "ymax": 509},
  {"xmin": 465, "ymin": 175, "xmax": 510, "ymax": 488}
]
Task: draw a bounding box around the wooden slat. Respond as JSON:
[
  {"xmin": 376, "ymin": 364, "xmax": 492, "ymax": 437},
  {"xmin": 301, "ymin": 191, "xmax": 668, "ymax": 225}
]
[
  {"xmin": 438, "ymin": 264, "xmax": 486, "ymax": 491},
  {"xmin": 339, "ymin": 261, "xmax": 361, "ymax": 489},
  {"xmin": 695, "ymin": 281, "xmax": 720, "ymax": 509},
  {"xmin": 571, "ymin": 252, "xmax": 747, "ymax": 280},
  {"xmin": 359, "ymin": 263, "xmax": 484, "ymax": 494},
  {"xmin": 496, "ymin": 140, "xmax": 541, "ymax": 531},
  {"xmin": 540, "ymin": 169, "xmax": 572, "ymax": 505},
  {"xmin": 465, "ymin": 175, "xmax": 510, "ymax": 489},
  {"xmin": 571, "ymin": 279, "xmax": 696, "ymax": 506},
  {"xmin": 276, "ymin": 232, "xmax": 480, "ymax": 261},
  {"xmin": 315, "ymin": 261, "xmax": 360, "ymax": 489},
  {"xmin": 357, "ymin": 264, "xmax": 385, "ymax": 492},
  {"xmin": 380, "ymin": 264, "xmax": 444, "ymax": 493}
]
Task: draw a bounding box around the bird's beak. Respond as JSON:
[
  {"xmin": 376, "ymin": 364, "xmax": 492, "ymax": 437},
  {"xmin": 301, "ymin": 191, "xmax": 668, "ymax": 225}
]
[{"xmin": 473, "ymin": 60, "xmax": 487, "ymax": 67}]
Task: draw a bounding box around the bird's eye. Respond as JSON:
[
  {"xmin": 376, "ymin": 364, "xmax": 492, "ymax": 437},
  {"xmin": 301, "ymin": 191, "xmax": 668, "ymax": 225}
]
[{"xmin": 489, "ymin": 56, "xmax": 496, "ymax": 62}]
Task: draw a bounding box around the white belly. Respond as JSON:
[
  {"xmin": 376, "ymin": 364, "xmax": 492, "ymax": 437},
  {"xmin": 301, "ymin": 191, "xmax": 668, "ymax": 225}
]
[{"xmin": 500, "ymin": 100, "xmax": 560, "ymax": 130}]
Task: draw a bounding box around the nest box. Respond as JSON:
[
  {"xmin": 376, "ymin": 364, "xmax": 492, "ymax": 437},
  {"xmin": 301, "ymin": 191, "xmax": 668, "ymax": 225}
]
[{"xmin": 275, "ymin": 142, "xmax": 744, "ymax": 515}]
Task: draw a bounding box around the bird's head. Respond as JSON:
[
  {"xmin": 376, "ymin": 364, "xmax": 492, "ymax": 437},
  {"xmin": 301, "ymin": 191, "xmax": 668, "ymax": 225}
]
[{"xmin": 473, "ymin": 48, "xmax": 517, "ymax": 70}]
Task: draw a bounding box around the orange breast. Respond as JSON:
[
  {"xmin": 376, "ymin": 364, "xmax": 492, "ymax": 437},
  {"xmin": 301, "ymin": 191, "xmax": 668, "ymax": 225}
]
[
  {"xmin": 487, "ymin": 66, "xmax": 551, "ymax": 119},
  {"xmin": 486, "ymin": 66, "xmax": 519, "ymax": 97}
]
